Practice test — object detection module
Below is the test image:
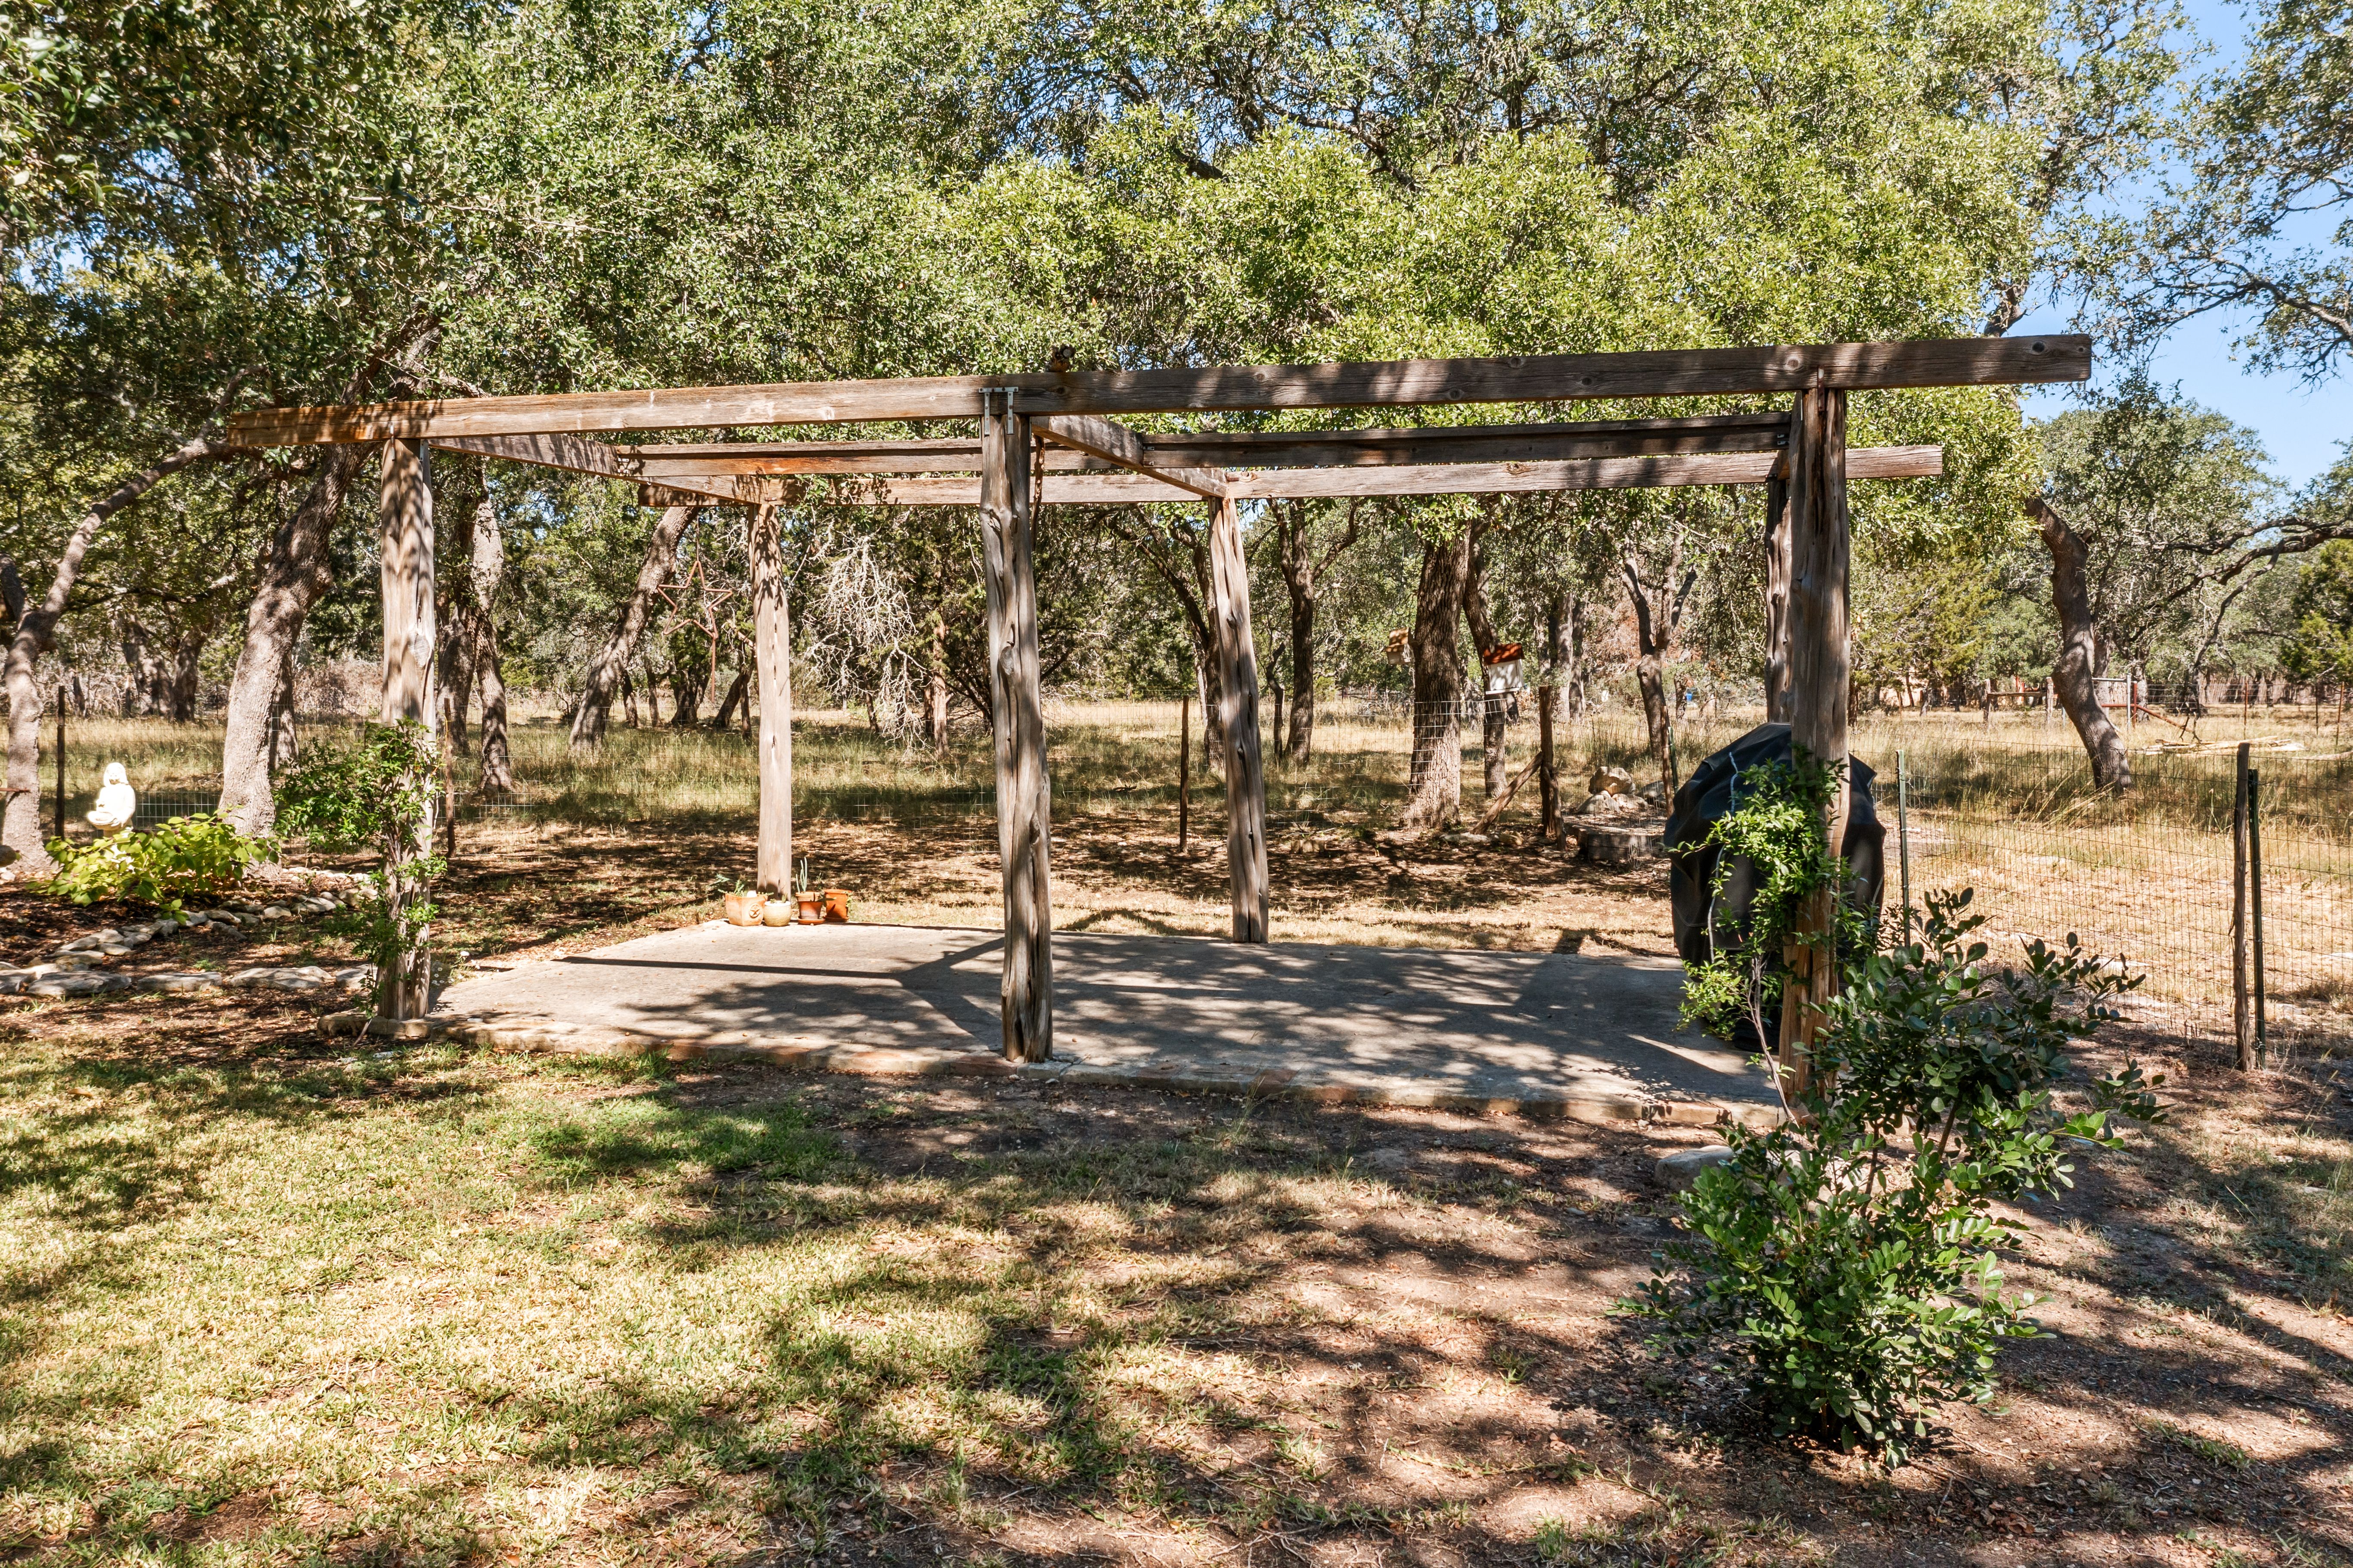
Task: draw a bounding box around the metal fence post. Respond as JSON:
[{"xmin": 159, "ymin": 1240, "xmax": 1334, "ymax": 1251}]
[
  {"xmin": 2232, "ymin": 741, "xmax": 2254, "ymax": 1069},
  {"xmin": 2250, "ymin": 764, "xmax": 2266, "ymax": 1067},
  {"xmin": 1897, "ymin": 748, "xmax": 1913, "ymax": 945}
]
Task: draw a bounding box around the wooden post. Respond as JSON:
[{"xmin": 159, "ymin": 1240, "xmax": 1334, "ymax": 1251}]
[
  {"xmin": 2233, "ymin": 742, "xmax": 2253, "ymax": 1069},
  {"xmin": 1777, "ymin": 388, "xmax": 1850, "ymax": 1097},
  {"xmin": 1206, "ymin": 494, "xmax": 1270, "ymax": 943},
  {"xmin": 751, "ymin": 503, "xmax": 792, "ymax": 894},
  {"xmin": 1763, "ymin": 469, "xmax": 1791, "ymax": 723},
  {"xmin": 52, "ymin": 692, "xmax": 64, "ymax": 843},
  {"xmin": 378, "ymin": 435, "xmax": 436, "ymax": 1021},
  {"xmin": 979, "ymin": 391, "xmax": 1053, "ymax": 1061},
  {"xmin": 1178, "ymin": 691, "xmax": 1191, "ymax": 852}
]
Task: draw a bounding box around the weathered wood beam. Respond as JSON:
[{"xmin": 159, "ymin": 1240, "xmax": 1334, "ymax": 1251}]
[
  {"xmin": 777, "ymin": 446, "xmax": 1940, "ymax": 505},
  {"xmin": 428, "ymin": 432, "xmax": 749, "ymax": 505},
  {"xmin": 749, "ymin": 503, "xmax": 792, "ymax": 896},
  {"xmin": 979, "ymin": 391, "xmax": 1053, "ymax": 1062},
  {"xmin": 1206, "ymin": 495, "xmax": 1269, "ymax": 942},
  {"xmin": 615, "ymin": 413, "xmax": 1797, "ymax": 477},
  {"xmin": 230, "ymin": 337, "xmax": 2089, "ymax": 444},
  {"xmin": 1032, "ymin": 412, "xmax": 1234, "ymax": 498}
]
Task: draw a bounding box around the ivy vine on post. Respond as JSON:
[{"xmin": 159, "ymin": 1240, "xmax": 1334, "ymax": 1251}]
[{"xmin": 275, "ymin": 720, "xmax": 444, "ymax": 1021}]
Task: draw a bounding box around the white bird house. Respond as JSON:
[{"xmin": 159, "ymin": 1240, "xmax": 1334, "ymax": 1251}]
[{"xmin": 1482, "ymin": 641, "xmax": 1526, "ymax": 695}]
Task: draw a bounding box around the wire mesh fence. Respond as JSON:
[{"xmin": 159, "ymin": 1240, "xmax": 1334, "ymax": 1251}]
[{"xmin": 1878, "ymin": 739, "xmax": 2350, "ymax": 1058}]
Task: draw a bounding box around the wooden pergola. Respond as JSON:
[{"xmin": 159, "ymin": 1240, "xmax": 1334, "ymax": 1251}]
[{"xmin": 230, "ymin": 335, "xmax": 2088, "ymax": 1060}]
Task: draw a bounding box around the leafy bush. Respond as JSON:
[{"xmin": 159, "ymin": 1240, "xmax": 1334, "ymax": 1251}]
[
  {"xmin": 1642, "ymin": 769, "xmax": 2164, "ymax": 1463},
  {"xmin": 1678, "ymin": 754, "xmax": 1860, "ymax": 1043},
  {"xmin": 275, "ymin": 720, "xmax": 444, "ymax": 1012},
  {"xmin": 43, "ymin": 813, "xmax": 271, "ymax": 910}
]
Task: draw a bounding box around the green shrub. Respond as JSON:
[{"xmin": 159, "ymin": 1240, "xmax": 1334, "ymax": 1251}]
[
  {"xmin": 1678, "ymin": 754, "xmax": 1859, "ymax": 1042},
  {"xmin": 1641, "ymin": 775, "xmax": 2164, "ymax": 1463},
  {"xmin": 43, "ymin": 814, "xmax": 271, "ymax": 911},
  {"xmin": 275, "ymin": 720, "xmax": 443, "ymax": 1012}
]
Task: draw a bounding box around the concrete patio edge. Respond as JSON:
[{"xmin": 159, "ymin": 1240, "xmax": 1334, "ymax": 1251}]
[{"xmin": 345, "ymin": 1010, "xmax": 1782, "ymax": 1130}]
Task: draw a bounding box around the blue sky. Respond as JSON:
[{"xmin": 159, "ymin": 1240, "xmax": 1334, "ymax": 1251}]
[{"xmin": 2014, "ymin": 0, "xmax": 2346, "ymax": 493}]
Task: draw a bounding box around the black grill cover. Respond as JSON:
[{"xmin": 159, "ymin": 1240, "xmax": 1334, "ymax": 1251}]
[{"xmin": 1666, "ymin": 723, "xmax": 1886, "ymax": 972}]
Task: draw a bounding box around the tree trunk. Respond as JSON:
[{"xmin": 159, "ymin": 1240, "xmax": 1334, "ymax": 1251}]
[
  {"xmin": 6, "ymin": 437, "xmax": 234, "ymax": 872},
  {"xmin": 569, "ymin": 505, "xmax": 699, "ymax": 751},
  {"xmin": 219, "ymin": 443, "xmax": 363, "ymax": 836},
  {"xmin": 1271, "ymin": 499, "xmax": 1360, "ymax": 763},
  {"xmin": 117, "ymin": 614, "xmax": 166, "ymax": 716},
  {"xmin": 1464, "ymin": 541, "xmax": 1508, "ymax": 799},
  {"xmin": 1403, "ymin": 530, "xmax": 1475, "ymax": 830},
  {"xmin": 1763, "ymin": 472, "xmax": 1792, "ymax": 723},
  {"xmin": 711, "ymin": 666, "xmax": 751, "ymax": 731},
  {"xmin": 927, "ymin": 607, "xmax": 951, "ymax": 749},
  {"xmin": 164, "ymin": 628, "xmax": 205, "ymax": 722},
  {"xmin": 466, "ymin": 496, "xmax": 513, "ymax": 793},
  {"xmin": 1619, "ymin": 532, "xmax": 1693, "ymax": 798},
  {"xmin": 267, "ymin": 640, "xmax": 299, "ymax": 771},
  {"xmin": 1538, "ymin": 588, "xmax": 1572, "ymax": 837},
  {"xmin": 2030, "ymin": 498, "xmax": 2133, "ymax": 791}
]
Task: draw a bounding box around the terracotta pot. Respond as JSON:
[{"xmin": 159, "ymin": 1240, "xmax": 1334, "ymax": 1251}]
[
  {"xmin": 761, "ymin": 897, "xmax": 796, "ymax": 927},
  {"xmin": 722, "ymin": 890, "xmax": 767, "ymax": 926},
  {"xmin": 795, "ymin": 892, "xmax": 825, "ymax": 924},
  {"xmin": 823, "ymin": 888, "xmax": 850, "ymax": 922}
]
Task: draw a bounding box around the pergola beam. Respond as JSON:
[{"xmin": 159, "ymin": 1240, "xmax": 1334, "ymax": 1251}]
[
  {"xmin": 230, "ymin": 337, "xmax": 2088, "ymax": 444},
  {"xmin": 693, "ymin": 445, "xmax": 1940, "ymax": 506},
  {"xmin": 430, "ymin": 432, "xmax": 745, "ymax": 506},
  {"xmin": 1033, "ymin": 413, "xmax": 1235, "ymax": 499}
]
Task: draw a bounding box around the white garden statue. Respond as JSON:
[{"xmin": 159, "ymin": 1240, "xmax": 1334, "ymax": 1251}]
[{"xmin": 87, "ymin": 762, "xmax": 138, "ymax": 836}]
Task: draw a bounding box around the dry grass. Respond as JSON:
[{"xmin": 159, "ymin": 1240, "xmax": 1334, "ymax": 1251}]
[{"xmin": 0, "ymin": 994, "xmax": 2348, "ymax": 1567}]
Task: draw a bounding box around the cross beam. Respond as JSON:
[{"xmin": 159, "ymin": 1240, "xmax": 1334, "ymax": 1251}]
[
  {"xmin": 615, "ymin": 444, "xmax": 1943, "ymax": 507},
  {"xmin": 231, "ymin": 336, "xmax": 2086, "ymax": 444}
]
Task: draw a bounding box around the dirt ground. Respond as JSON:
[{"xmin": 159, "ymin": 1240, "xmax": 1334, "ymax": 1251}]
[{"xmin": 3, "ymin": 814, "xmax": 2351, "ymax": 1567}]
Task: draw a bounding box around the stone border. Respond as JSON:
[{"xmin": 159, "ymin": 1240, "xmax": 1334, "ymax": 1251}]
[
  {"xmin": 2, "ymin": 886, "xmax": 375, "ymax": 998},
  {"xmin": 391, "ymin": 1012, "xmax": 1782, "ymax": 1129}
]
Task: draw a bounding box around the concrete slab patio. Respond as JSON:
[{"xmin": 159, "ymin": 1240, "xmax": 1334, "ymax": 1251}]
[{"xmin": 431, "ymin": 922, "xmax": 1780, "ymax": 1124}]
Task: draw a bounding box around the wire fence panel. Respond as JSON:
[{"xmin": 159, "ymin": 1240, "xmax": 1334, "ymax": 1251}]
[{"xmin": 1887, "ymin": 742, "xmax": 2353, "ymax": 1058}]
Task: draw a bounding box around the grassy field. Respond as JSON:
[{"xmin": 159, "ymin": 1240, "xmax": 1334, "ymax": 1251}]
[{"xmin": 0, "ymin": 992, "xmax": 2348, "ymax": 1566}]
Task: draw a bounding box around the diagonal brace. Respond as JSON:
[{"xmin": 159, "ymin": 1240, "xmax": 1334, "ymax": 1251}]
[{"xmin": 1032, "ymin": 413, "xmax": 1234, "ymax": 500}]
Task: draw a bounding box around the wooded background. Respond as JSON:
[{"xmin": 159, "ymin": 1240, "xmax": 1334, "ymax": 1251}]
[{"xmin": 5, "ymin": 0, "xmax": 2351, "ymax": 826}]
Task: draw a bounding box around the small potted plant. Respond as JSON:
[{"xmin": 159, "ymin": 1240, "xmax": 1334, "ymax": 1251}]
[
  {"xmin": 720, "ymin": 876, "xmax": 766, "ymax": 926},
  {"xmin": 793, "ymin": 857, "xmax": 825, "ymax": 924}
]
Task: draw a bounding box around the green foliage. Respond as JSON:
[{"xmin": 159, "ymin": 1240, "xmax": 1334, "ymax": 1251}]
[
  {"xmin": 1639, "ymin": 891, "xmax": 2163, "ymax": 1462},
  {"xmin": 41, "ymin": 813, "xmax": 270, "ymax": 910},
  {"xmin": 1678, "ymin": 752, "xmax": 1846, "ymax": 1041},
  {"xmin": 275, "ymin": 720, "xmax": 444, "ymax": 986},
  {"xmin": 2282, "ymin": 539, "xmax": 2353, "ymax": 686}
]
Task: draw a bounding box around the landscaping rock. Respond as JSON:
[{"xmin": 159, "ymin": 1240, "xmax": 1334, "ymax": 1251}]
[
  {"xmin": 262, "ymin": 906, "xmax": 292, "ymax": 920},
  {"xmin": 1656, "ymin": 1145, "xmax": 1738, "ymax": 1189},
  {"xmin": 1588, "ymin": 766, "xmax": 1634, "ymax": 795},
  {"xmin": 1579, "ymin": 826, "xmax": 1664, "ymax": 866}
]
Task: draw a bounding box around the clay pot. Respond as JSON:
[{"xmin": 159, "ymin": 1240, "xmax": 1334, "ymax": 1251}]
[
  {"xmin": 761, "ymin": 897, "xmax": 796, "ymax": 927},
  {"xmin": 823, "ymin": 888, "xmax": 850, "ymax": 922},
  {"xmin": 795, "ymin": 891, "xmax": 825, "ymax": 924},
  {"xmin": 722, "ymin": 890, "xmax": 767, "ymax": 926}
]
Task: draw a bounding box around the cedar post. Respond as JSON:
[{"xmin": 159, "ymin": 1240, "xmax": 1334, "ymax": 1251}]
[
  {"xmin": 979, "ymin": 391, "xmax": 1054, "ymax": 1060},
  {"xmin": 1762, "ymin": 469, "xmax": 1792, "ymax": 723},
  {"xmin": 2232, "ymin": 742, "xmax": 2253, "ymax": 1069},
  {"xmin": 378, "ymin": 436, "xmax": 436, "ymax": 1021},
  {"xmin": 1206, "ymin": 494, "xmax": 1270, "ymax": 943},
  {"xmin": 751, "ymin": 502, "xmax": 792, "ymax": 894},
  {"xmin": 1777, "ymin": 389, "xmax": 1850, "ymax": 1096}
]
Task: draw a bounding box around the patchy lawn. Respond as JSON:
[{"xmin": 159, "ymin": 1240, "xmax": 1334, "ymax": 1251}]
[{"xmin": 1, "ymin": 986, "xmax": 2348, "ymax": 1567}]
